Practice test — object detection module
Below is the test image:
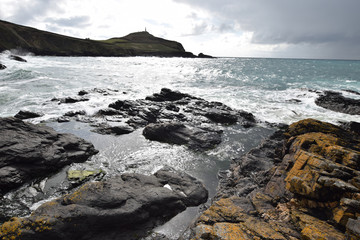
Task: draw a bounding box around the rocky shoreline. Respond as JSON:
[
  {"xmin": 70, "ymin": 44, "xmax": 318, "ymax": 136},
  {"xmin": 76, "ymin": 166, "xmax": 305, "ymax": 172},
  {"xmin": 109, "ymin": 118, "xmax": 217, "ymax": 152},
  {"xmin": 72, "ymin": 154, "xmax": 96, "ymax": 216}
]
[
  {"xmin": 188, "ymin": 119, "xmax": 360, "ymax": 239},
  {"xmin": 1, "ymin": 88, "xmax": 360, "ymax": 239}
]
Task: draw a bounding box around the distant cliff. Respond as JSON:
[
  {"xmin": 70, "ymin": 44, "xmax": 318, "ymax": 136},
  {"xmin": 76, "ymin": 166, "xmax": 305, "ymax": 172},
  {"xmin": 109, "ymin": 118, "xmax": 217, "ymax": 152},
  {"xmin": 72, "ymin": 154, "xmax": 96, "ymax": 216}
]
[{"xmin": 0, "ymin": 20, "xmax": 201, "ymax": 57}]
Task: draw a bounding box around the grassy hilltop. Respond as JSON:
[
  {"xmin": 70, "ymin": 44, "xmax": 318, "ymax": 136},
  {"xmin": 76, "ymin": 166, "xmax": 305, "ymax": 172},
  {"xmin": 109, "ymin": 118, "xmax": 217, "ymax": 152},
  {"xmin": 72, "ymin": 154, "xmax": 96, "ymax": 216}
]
[{"xmin": 0, "ymin": 20, "xmax": 196, "ymax": 57}]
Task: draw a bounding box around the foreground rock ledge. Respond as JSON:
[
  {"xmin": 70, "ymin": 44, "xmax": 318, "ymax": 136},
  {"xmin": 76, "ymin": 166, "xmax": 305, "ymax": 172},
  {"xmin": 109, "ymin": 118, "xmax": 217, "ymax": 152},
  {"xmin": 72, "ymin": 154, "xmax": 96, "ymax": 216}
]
[
  {"xmin": 189, "ymin": 118, "xmax": 360, "ymax": 239},
  {"xmin": 0, "ymin": 167, "xmax": 208, "ymax": 240},
  {"xmin": 0, "ymin": 117, "xmax": 98, "ymax": 194}
]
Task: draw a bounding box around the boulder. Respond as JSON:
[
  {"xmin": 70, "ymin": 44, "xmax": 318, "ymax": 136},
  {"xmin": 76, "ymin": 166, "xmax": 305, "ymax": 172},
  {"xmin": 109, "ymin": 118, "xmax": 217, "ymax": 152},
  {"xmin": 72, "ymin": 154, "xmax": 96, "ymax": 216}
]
[
  {"xmin": 0, "ymin": 63, "xmax": 6, "ymax": 70},
  {"xmin": 315, "ymin": 91, "xmax": 360, "ymax": 115},
  {"xmin": 204, "ymin": 109, "xmax": 238, "ymax": 124},
  {"xmin": 78, "ymin": 90, "xmax": 89, "ymax": 96},
  {"xmin": 143, "ymin": 122, "xmax": 222, "ymax": 151},
  {"xmin": 51, "ymin": 97, "xmax": 89, "ymax": 104},
  {"xmin": 14, "ymin": 110, "xmax": 44, "ymax": 120},
  {"xmin": 145, "ymin": 88, "xmax": 196, "ymax": 102},
  {"xmin": 64, "ymin": 110, "xmax": 86, "ymax": 117},
  {"xmin": 0, "ymin": 117, "xmax": 98, "ymax": 194},
  {"xmin": 9, "ymin": 55, "xmax": 27, "ymax": 62},
  {"xmin": 0, "ymin": 167, "xmax": 208, "ymax": 240}
]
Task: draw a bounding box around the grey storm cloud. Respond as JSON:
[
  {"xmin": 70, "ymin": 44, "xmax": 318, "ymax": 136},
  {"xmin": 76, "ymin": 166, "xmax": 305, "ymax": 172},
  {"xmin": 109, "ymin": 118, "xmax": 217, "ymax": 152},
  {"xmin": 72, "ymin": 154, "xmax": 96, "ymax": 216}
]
[
  {"xmin": 4, "ymin": 0, "xmax": 62, "ymax": 24},
  {"xmin": 45, "ymin": 16, "xmax": 91, "ymax": 28},
  {"xmin": 175, "ymin": 0, "xmax": 360, "ymax": 59}
]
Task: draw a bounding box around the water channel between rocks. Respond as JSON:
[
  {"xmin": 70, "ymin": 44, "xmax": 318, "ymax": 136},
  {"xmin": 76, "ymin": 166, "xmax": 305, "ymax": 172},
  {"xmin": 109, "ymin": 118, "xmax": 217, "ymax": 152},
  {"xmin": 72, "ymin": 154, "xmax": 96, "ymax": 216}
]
[{"xmin": 45, "ymin": 120, "xmax": 274, "ymax": 239}]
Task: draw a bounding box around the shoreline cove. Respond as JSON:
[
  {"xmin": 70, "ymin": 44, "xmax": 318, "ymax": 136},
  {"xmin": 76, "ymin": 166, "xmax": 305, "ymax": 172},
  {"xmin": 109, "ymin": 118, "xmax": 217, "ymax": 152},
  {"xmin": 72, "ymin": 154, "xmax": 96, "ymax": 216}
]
[{"xmin": 0, "ymin": 55, "xmax": 359, "ymax": 239}]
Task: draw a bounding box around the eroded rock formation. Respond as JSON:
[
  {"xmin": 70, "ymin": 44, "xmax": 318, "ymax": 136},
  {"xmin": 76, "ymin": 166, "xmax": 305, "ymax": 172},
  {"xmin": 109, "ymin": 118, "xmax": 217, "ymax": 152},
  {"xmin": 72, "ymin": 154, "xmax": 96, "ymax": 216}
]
[
  {"xmin": 189, "ymin": 119, "xmax": 360, "ymax": 239},
  {"xmin": 0, "ymin": 167, "xmax": 208, "ymax": 240},
  {"xmin": 0, "ymin": 117, "xmax": 98, "ymax": 194}
]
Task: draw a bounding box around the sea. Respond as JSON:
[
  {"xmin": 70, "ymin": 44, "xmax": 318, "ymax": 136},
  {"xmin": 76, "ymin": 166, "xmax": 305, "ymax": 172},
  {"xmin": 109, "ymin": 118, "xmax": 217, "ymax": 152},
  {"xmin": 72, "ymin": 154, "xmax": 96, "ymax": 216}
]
[{"xmin": 1, "ymin": 51, "xmax": 360, "ymax": 239}]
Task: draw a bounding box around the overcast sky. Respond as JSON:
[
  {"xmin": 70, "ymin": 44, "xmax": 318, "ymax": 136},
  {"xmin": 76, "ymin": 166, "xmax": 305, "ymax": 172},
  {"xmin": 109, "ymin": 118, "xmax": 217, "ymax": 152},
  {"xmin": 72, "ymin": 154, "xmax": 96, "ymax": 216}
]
[{"xmin": 1, "ymin": 0, "xmax": 359, "ymax": 59}]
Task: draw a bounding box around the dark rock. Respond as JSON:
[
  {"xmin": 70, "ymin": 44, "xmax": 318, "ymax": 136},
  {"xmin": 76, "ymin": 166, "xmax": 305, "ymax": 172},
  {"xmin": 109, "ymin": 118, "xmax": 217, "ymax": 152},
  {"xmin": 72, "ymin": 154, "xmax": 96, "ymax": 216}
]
[
  {"xmin": 0, "ymin": 117, "xmax": 98, "ymax": 194},
  {"xmin": 340, "ymin": 121, "xmax": 360, "ymax": 135},
  {"xmin": 343, "ymin": 89, "xmax": 360, "ymax": 95},
  {"xmin": 0, "ymin": 63, "xmax": 6, "ymax": 70},
  {"xmin": 346, "ymin": 217, "xmax": 360, "ymax": 239},
  {"xmin": 205, "ymin": 109, "xmax": 238, "ymax": 124},
  {"xmin": 51, "ymin": 97, "xmax": 89, "ymax": 104},
  {"xmin": 145, "ymin": 88, "xmax": 196, "ymax": 102},
  {"xmin": 96, "ymin": 108, "xmax": 122, "ymax": 116},
  {"xmin": 9, "ymin": 55, "xmax": 27, "ymax": 62},
  {"xmin": 198, "ymin": 53, "xmax": 214, "ymax": 58},
  {"xmin": 57, "ymin": 116, "xmax": 70, "ymax": 122},
  {"xmin": 14, "ymin": 110, "xmax": 43, "ymax": 119},
  {"xmin": 60, "ymin": 97, "xmax": 89, "ymax": 104},
  {"xmin": 78, "ymin": 90, "xmax": 89, "ymax": 96},
  {"xmin": 78, "ymin": 88, "xmax": 119, "ymax": 96},
  {"xmin": 286, "ymin": 99, "xmax": 302, "ymax": 103},
  {"xmin": 165, "ymin": 103, "xmax": 180, "ymax": 112},
  {"xmin": 85, "ymin": 89, "xmax": 256, "ymax": 143},
  {"xmin": 315, "ymin": 91, "xmax": 360, "ymax": 115},
  {"xmin": 64, "ymin": 110, "xmax": 86, "ymax": 117},
  {"xmin": 155, "ymin": 166, "xmax": 208, "ymax": 206},
  {"xmin": 92, "ymin": 124, "xmax": 135, "ymax": 135},
  {"xmin": 109, "ymin": 99, "xmax": 138, "ymax": 111},
  {"xmin": 0, "ymin": 167, "xmax": 208, "ymax": 240},
  {"xmin": 143, "ymin": 122, "xmax": 222, "ymax": 151}
]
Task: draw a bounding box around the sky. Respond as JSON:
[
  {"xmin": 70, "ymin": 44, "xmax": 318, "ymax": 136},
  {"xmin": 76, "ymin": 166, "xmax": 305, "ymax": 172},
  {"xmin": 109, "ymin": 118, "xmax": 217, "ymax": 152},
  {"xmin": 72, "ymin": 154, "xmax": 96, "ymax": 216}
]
[{"xmin": 1, "ymin": 0, "xmax": 360, "ymax": 59}]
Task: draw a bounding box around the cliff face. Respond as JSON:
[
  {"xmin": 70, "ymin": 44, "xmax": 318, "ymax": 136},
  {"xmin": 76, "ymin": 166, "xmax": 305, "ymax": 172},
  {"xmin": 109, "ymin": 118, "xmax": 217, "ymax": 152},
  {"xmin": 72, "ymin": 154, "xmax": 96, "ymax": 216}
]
[
  {"xmin": 190, "ymin": 119, "xmax": 360, "ymax": 239},
  {"xmin": 0, "ymin": 20, "xmax": 195, "ymax": 57}
]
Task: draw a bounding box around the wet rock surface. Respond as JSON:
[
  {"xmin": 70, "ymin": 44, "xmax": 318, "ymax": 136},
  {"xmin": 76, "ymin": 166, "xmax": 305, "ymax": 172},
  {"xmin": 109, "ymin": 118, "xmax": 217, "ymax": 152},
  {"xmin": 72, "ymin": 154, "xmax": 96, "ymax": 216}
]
[
  {"xmin": 0, "ymin": 117, "xmax": 98, "ymax": 195},
  {"xmin": 0, "ymin": 89, "xmax": 257, "ymax": 238},
  {"xmin": 14, "ymin": 110, "xmax": 44, "ymax": 120},
  {"xmin": 51, "ymin": 96, "xmax": 90, "ymax": 104},
  {"xmin": 0, "ymin": 63, "xmax": 6, "ymax": 70},
  {"xmin": 69, "ymin": 88, "xmax": 256, "ymax": 147},
  {"xmin": 0, "ymin": 167, "xmax": 208, "ymax": 240},
  {"xmin": 143, "ymin": 123, "xmax": 222, "ymax": 151},
  {"xmin": 189, "ymin": 119, "xmax": 360, "ymax": 239},
  {"xmin": 315, "ymin": 91, "xmax": 360, "ymax": 115}
]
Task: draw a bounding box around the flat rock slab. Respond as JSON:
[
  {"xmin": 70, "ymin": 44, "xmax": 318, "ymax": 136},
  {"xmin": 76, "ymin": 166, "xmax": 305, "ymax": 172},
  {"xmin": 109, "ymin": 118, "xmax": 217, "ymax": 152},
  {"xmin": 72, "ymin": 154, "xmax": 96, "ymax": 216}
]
[
  {"xmin": 0, "ymin": 117, "xmax": 98, "ymax": 194},
  {"xmin": 0, "ymin": 167, "xmax": 208, "ymax": 240}
]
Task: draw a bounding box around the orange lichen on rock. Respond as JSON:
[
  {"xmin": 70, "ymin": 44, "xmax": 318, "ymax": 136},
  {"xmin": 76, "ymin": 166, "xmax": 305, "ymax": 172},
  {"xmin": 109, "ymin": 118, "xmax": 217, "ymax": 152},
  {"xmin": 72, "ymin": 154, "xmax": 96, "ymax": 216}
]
[
  {"xmin": 0, "ymin": 216, "xmax": 53, "ymax": 240},
  {"xmin": 197, "ymin": 197, "xmax": 249, "ymax": 224},
  {"xmin": 193, "ymin": 196, "xmax": 290, "ymax": 239},
  {"xmin": 291, "ymin": 210, "xmax": 346, "ymax": 239},
  {"xmin": 191, "ymin": 118, "xmax": 360, "ymax": 239},
  {"xmin": 0, "ymin": 218, "xmax": 24, "ymax": 240},
  {"xmin": 284, "ymin": 119, "xmax": 360, "ymax": 237}
]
